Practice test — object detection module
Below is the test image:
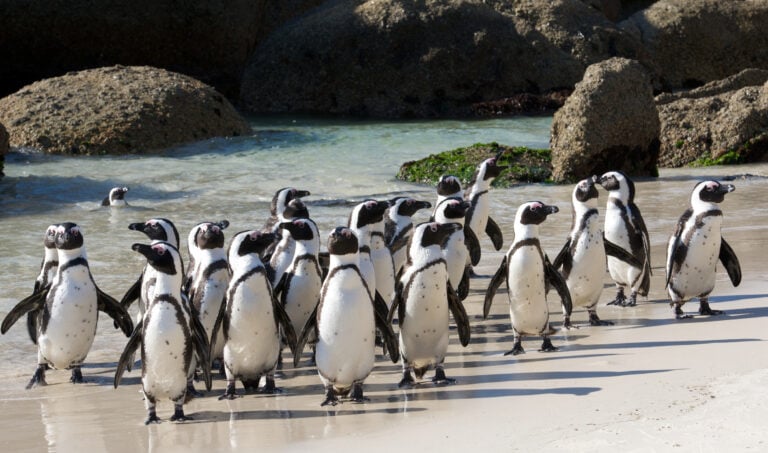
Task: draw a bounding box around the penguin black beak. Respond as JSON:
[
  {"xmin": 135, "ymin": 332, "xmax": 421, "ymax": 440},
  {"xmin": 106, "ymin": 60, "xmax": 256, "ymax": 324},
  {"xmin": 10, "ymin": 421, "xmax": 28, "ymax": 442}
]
[
  {"xmin": 417, "ymin": 200, "xmax": 432, "ymax": 210},
  {"xmin": 128, "ymin": 222, "xmax": 145, "ymax": 232},
  {"xmin": 545, "ymin": 205, "xmax": 559, "ymax": 215},
  {"xmin": 132, "ymin": 243, "xmax": 153, "ymax": 259},
  {"xmin": 720, "ymin": 184, "xmax": 736, "ymax": 194},
  {"xmin": 216, "ymin": 220, "xmax": 230, "ymax": 230},
  {"xmin": 295, "ymin": 189, "xmax": 311, "ymax": 198}
]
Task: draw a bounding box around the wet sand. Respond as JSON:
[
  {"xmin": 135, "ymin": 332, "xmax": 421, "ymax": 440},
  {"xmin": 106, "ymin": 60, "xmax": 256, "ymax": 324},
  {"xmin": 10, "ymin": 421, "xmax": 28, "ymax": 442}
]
[{"xmin": 1, "ymin": 170, "xmax": 767, "ymax": 452}]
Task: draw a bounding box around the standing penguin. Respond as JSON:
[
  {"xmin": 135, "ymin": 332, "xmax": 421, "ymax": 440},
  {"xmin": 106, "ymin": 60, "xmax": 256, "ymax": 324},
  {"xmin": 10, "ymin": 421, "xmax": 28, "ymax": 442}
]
[
  {"xmin": 432, "ymin": 197, "xmax": 480, "ymax": 300},
  {"xmin": 294, "ymin": 227, "xmax": 399, "ymax": 406},
  {"xmin": 392, "ymin": 222, "xmax": 471, "ymax": 388},
  {"xmin": 599, "ymin": 171, "xmax": 652, "ymax": 307},
  {"xmin": 2, "ymin": 223, "xmax": 133, "ymax": 388},
  {"xmin": 484, "ymin": 202, "xmax": 572, "ymax": 355},
  {"xmin": 101, "ymin": 186, "xmax": 129, "ymax": 207},
  {"xmin": 552, "ymin": 177, "xmax": 642, "ymax": 328},
  {"xmin": 185, "ymin": 221, "xmax": 230, "ymax": 366},
  {"xmin": 464, "ymin": 155, "xmax": 507, "ymax": 256},
  {"xmin": 384, "ymin": 197, "xmax": 432, "ymax": 277},
  {"xmin": 370, "ymin": 206, "xmax": 397, "ymax": 310},
  {"xmin": 115, "ymin": 242, "xmax": 212, "ymax": 424},
  {"xmin": 268, "ymin": 197, "xmax": 310, "ymax": 287},
  {"xmin": 211, "ymin": 230, "xmax": 297, "ymax": 398},
  {"xmin": 666, "ymin": 181, "xmax": 741, "ymax": 319},
  {"xmin": 261, "ymin": 187, "xmax": 311, "ymax": 234},
  {"xmin": 431, "ymin": 175, "xmax": 463, "ymax": 219},
  {"xmin": 273, "ymin": 218, "xmax": 323, "ymax": 362},
  {"xmin": 22, "ymin": 224, "xmax": 60, "ymax": 345},
  {"xmin": 347, "ymin": 199, "xmax": 391, "ymax": 310}
]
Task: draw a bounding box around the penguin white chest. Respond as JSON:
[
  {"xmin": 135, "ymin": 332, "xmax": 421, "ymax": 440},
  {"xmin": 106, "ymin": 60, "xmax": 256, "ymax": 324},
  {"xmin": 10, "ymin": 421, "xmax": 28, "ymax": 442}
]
[
  {"xmin": 671, "ymin": 218, "xmax": 722, "ymax": 297},
  {"xmin": 469, "ymin": 193, "xmax": 490, "ymax": 234},
  {"xmin": 40, "ymin": 268, "xmax": 98, "ymax": 369},
  {"xmin": 506, "ymin": 247, "xmax": 549, "ymax": 334},
  {"xmin": 567, "ymin": 223, "xmax": 606, "ymax": 306},
  {"xmin": 399, "ymin": 263, "xmax": 450, "ymax": 366},
  {"xmin": 142, "ymin": 302, "xmax": 189, "ymax": 399},
  {"xmin": 442, "ymin": 232, "xmax": 468, "ymax": 288},
  {"xmin": 283, "ymin": 259, "xmax": 322, "ymax": 335},
  {"xmin": 315, "ymin": 269, "xmax": 375, "ymax": 387}
]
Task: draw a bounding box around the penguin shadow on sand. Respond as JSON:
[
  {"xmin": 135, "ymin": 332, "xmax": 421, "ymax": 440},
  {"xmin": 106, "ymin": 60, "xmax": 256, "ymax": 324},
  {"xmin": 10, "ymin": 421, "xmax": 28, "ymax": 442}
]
[{"xmin": 189, "ymin": 406, "xmax": 426, "ymax": 422}]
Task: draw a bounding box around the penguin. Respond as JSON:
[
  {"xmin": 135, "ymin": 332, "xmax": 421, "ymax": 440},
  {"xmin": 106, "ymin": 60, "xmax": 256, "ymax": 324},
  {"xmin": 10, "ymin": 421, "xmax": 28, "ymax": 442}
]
[
  {"xmin": 273, "ymin": 218, "xmax": 323, "ymax": 362},
  {"xmin": 114, "ymin": 242, "xmax": 212, "ymax": 424},
  {"xmin": 432, "ymin": 197, "xmax": 481, "ymax": 301},
  {"xmin": 2, "ymin": 223, "xmax": 133, "ymax": 389},
  {"xmin": 464, "ymin": 155, "xmax": 507, "ymax": 256},
  {"xmin": 101, "ymin": 186, "xmax": 129, "ymax": 207},
  {"xmin": 347, "ymin": 199, "xmax": 391, "ymax": 311},
  {"xmin": 268, "ymin": 197, "xmax": 310, "ymax": 287},
  {"xmin": 598, "ymin": 171, "xmax": 652, "ymax": 307},
  {"xmin": 391, "ymin": 222, "xmax": 471, "ymax": 388},
  {"xmin": 293, "ymin": 227, "xmax": 399, "ymax": 406},
  {"xmin": 370, "ymin": 205, "xmax": 397, "ymax": 310},
  {"xmin": 211, "ymin": 230, "xmax": 297, "ymax": 399},
  {"xmin": 23, "ymin": 224, "xmax": 60, "ymax": 345},
  {"xmin": 184, "ymin": 219, "xmax": 229, "ymax": 294},
  {"xmin": 665, "ymin": 180, "xmax": 741, "ymax": 319},
  {"xmin": 431, "ymin": 175, "xmax": 463, "ymax": 219},
  {"xmin": 261, "ymin": 187, "xmax": 311, "ymax": 235},
  {"xmin": 552, "ymin": 177, "xmax": 642, "ymax": 328},
  {"xmin": 384, "ymin": 197, "xmax": 432, "ymax": 277},
  {"xmin": 484, "ymin": 202, "xmax": 572, "ymax": 355},
  {"xmin": 185, "ymin": 221, "xmax": 231, "ymax": 367}
]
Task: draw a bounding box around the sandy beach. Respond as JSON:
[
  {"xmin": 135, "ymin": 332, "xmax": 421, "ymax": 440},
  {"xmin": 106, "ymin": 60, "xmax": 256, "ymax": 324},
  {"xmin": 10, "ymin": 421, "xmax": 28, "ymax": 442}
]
[{"xmin": 1, "ymin": 168, "xmax": 767, "ymax": 452}]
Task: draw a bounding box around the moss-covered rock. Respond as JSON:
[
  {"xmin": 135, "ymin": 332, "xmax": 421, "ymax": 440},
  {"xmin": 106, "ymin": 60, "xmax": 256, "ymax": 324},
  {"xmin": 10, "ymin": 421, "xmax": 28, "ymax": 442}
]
[{"xmin": 397, "ymin": 142, "xmax": 552, "ymax": 188}]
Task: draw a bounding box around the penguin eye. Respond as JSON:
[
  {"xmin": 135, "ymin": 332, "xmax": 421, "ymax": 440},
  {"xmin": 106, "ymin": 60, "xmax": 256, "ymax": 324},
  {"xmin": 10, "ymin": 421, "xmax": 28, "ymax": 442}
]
[
  {"xmin": 71, "ymin": 228, "xmax": 80, "ymax": 236},
  {"xmin": 406, "ymin": 199, "xmax": 414, "ymax": 205},
  {"xmin": 155, "ymin": 246, "xmax": 166, "ymax": 256},
  {"xmin": 429, "ymin": 223, "xmax": 438, "ymax": 232},
  {"xmin": 248, "ymin": 232, "xmax": 259, "ymax": 241}
]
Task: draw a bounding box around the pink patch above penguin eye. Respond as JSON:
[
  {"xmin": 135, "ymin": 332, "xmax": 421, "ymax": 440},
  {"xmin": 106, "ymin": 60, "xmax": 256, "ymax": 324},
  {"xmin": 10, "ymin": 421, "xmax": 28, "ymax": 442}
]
[
  {"xmin": 249, "ymin": 231, "xmax": 260, "ymax": 240},
  {"xmin": 406, "ymin": 199, "xmax": 414, "ymax": 205},
  {"xmin": 705, "ymin": 181, "xmax": 719, "ymax": 190},
  {"xmin": 532, "ymin": 202, "xmax": 543, "ymax": 209},
  {"xmin": 153, "ymin": 245, "xmax": 166, "ymax": 255},
  {"xmin": 71, "ymin": 227, "xmax": 80, "ymax": 236}
]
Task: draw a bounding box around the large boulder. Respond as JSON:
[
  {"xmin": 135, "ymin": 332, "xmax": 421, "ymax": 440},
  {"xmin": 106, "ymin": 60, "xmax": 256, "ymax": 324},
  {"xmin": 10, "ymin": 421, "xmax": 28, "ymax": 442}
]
[
  {"xmin": 0, "ymin": 0, "xmax": 324, "ymax": 99},
  {"xmin": 550, "ymin": 57, "xmax": 659, "ymax": 182},
  {"xmin": 621, "ymin": 0, "xmax": 768, "ymax": 90},
  {"xmin": 0, "ymin": 66, "xmax": 250, "ymax": 155},
  {"xmin": 240, "ymin": 0, "xmax": 645, "ymax": 118},
  {"xmin": 657, "ymin": 73, "xmax": 768, "ymax": 167}
]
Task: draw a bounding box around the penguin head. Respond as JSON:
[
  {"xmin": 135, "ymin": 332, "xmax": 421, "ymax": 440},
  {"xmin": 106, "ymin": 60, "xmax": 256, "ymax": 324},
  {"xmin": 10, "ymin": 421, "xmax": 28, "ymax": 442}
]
[
  {"xmin": 129, "ymin": 218, "xmax": 180, "ymax": 248},
  {"xmin": 435, "ymin": 197, "xmax": 469, "ymax": 222},
  {"xmin": 416, "ymin": 222, "xmax": 462, "ymax": 249},
  {"xmin": 436, "ymin": 175, "xmax": 462, "ymax": 197},
  {"xmin": 102, "ymin": 186, "xmax": 129, "ymax": 207},
  {"xmin": 192, "ymin": 221, "xmax": 228, "ymax": 250},
  {"xmin": 272, "ymin": 187, "xmax": 311, "ymax": 217},
  {"xmin": 348, "ymin": 199, "xmax": 389, "ymax": 229},
  {"xmin": 573, "ymin": 176, "xmax": 600, "ymax": 204},
  {"xmin": 54, "ymin": 223, "xmax": 84, "ymax": 250},
  {"xmin": 389, "ymin": 197, "xmax": 432, "ymax": 217},
  {"xmin": 279, "ymin": 218, "xmax": 318, "ymax": 242},
  {"xmin": 478, "ymin": 154, "xmax": 507, "ymax": 181},
  {"xmin": 693, "ymin": 180, "xmax": 735, "ymax": 205},
  {"xmin": 516, "ymin": 202, "xmax": 559, "ymax": 226},
  {"xmin": 327, "ymin": 227, "xmax": 358, "ymax": 256},
  {"xmin": 230, "ymin": 230, "xmax": 276, "ymax": 259},
  {"xmin": 599, "ymin": 171, "xmax": 635, "ymax": 202},
  {"xmin": 43, "ymin": 224, "xmax": 59, "ymax": 249},
  {"xmin": 132, "ymin": 242, "xmax": 180, "ymax": 275},
  {"xmin": 283, "ymin": 198, "xmax": 309, "ymax": 220}
]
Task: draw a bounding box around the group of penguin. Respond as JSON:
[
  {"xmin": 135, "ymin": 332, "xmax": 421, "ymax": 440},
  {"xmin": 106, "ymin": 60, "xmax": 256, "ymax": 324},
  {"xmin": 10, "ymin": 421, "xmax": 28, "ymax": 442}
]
[{"xmin": 1, "ymin": 154, "xmax": 743, "ymax": 425}]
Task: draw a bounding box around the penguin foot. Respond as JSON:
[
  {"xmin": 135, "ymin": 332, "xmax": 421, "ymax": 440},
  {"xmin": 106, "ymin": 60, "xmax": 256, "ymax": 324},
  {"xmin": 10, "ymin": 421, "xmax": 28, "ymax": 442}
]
[
  {"xmin": 589, "ymin": 313, "xmax": 613, "ymax": 326},
  {"xmin": 432, "ymin": 368, "xmax": 455, "ymax": 386},
  {"xmin": 145, "ymin": 412, "xmax": 161, "ymax": 425},
  {"xmin": 170, "ymin": 407, "xmax": 192, "ymax": 422},
  {"xmin": 674, "ymin": 305, "xmax": 693, "ymax": 319},
  {"xmin": 258, "ymin": 379, "xmax": 283, "ymax": 395},
  {"xmin": 606, "ymin": 288, "xmax": 627, "ymax": 306},
  {"xmin": 349, "ymin": 383, "xmax": 369, "ymax": 403},
  {"xmin": 398, "ymin": 371, "xmax": 415, "ymax": 389},
  {"xmin": 699, "ymin": 301, "xmax": 724, "ymax": 316},
  {"xmin": 70, "ymin": 367, "xmax": 84, "ymax": 384},
  {"xmin": 321, "ymin": 388, "xmax": 339, "ymax": 407},
  {"xmin": 539, "ymin": 338, "xmax": 559, "ymax": 353},
  {"xmin": 219, "ymin": 382, "xmax": 238, "ymax": 400},
  {"xmin": 504, "ymin": 341, "xmax": 525, "ymax": 356},
  {"xmin": 563, "ymin": 317, "xmax": 578, "ymax": 330},
  {"xmin": 624, "ymin": 294, "xmax": 638, "ymax": 307},
  {"xmin": 26, "ymin": 365, "xmax": 48, "ymax": 390}
]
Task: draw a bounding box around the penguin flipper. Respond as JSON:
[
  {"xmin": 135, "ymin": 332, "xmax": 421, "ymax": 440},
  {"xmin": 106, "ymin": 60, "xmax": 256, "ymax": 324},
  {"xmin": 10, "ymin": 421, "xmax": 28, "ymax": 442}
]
[
  {"xmin": 388, "ymin": 279, "xmax": 402, "ymax": 325},
  {"xmin": 719, "ymin": 238, "xmax": 742, "ymax": 287},
  {"xmin": 1, "ymin": 289, "xmax": 47, "ymax": 335},
  {"xmin": 114, "ymin": 319, "xmax": 143, "ymax": 388},
  {"xmin": 388, "ymin": 233, "xmax": 409, "ymax": 255},
  {"xmin": 272, "ymin": 293, "xmax": 299, "ymax": 356},
  {"xmin": 464, "ymin": 225, "xmax": 482, "ymax": 266},
  {"xmin": 545, "ymin": 256, "xmax": 572, "ymax": 316},
  {"xmin": 209, "ymin": 295, "xmax": 227, "ymax": 361},
  {"xmin": 447, "ymin": 282, "xmax": 471, "ymax": 347},
  {"xmin": 630, "ymin": 203, "xmax": 653, "ymax": 275},
  {"xmin": 457, "ymin": 266, "xmax": 471, "ymax": 300},
  {"xmin": 485, "ymin": 217, "xmax": 504, "ymax": 251},
  {"xmin": 96, "ymin": 287, "xmax": 134, "ymax": 336},
  {"xmin": 373, "ymin": 303, "xmax": 400, "ymax": 364},
  {"xmin": 483, "ymin": 256, "xmax": 507, "ymax": 319},
  {"xmin": 552, "ymin": 238, "xmax": 571, "ymax": 271},
  {"xmin": 119, "ymin": 274, "xmax": 143, "ymax": 310},
  {"xmin": 373, "ymin": 291, "xmax": 390, "ymax": 325},
  {"xmin": 604, "ymin": 238, "xmax": 643, "ymax": 269},
  {"xmin": 190, "ymin": 314, "xmax": 213, "ymax": 392},
  {"xmin": 26, "ymin": 310, "xmax": 41, "ymax": 344},
  {"xmin": 293, "ymin": 305, "xmax": 318, "ymax": 368}
]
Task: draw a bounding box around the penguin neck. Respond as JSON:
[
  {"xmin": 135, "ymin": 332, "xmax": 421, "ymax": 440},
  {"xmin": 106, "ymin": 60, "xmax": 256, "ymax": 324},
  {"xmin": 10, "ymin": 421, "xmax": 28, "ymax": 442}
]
[
  {"xmin": 468, "ymin": 177, "xmax": 492, "ymax": 195},
  {"xmin": 57, "ymin": 247, "xmax": 87, "ymax": 264},
  {"xmin": 329, "ymin": 253, "xmax": 359, "ymax": 270},
  {"xmin": 513, "ymin": 223, "xmax": 540, "ymax": 240},
  {"xmin": 232, "ymin": 253, "xmax": 263, "ymax": 272},
  {"xmin": 196, "ymin": 247, "xmax": 227, "ymax": 264},
  {"xmin": 350, "ymin": 226, "xmax": 372, "ymax": 247},
  {"xmin": 294, "ymin": 238, "xmax": 319, "ymax": 257},
  {"xmin": 152, "ymin": 271, "xmax": 182, "ymax": 299},
  {"xmin": 44, "ymin": 247, "xmax": 58, "ymax": 262},
  {"xmin": 571, "ymin": 199, "xmax": 597, "ymax": 223},
  {"xmin": 408, "ymin": 244, "xmax": 443, "ymax": 266},
  {"xmin": 691, "ymin": 197, "xmax": 722, "ymax": 213}
]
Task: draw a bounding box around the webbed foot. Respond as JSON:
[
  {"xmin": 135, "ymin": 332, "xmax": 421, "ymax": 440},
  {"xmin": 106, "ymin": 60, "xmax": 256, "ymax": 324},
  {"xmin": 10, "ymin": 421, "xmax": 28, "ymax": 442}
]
[
  {"xmin": 170, "ymin": 406, "xmax": 192, "ymax": 422},
  {"xmin": 699, "ymin": 300, "xmax": 724, "ymax": 316},
  {"xmin": 674, "ymin": 305, "xmax": 693, "ymax": 319},
  {"xmin": 26, "ymin": 365, "xmax": 48, "ymax": 390},
  {"xmin": 432, "ymin": 367, "xmax": 456, "ymax": 385},
  {"xmin": 606, "ymin": 288, "xmax": 627, "ymax": 306},
  {"xmin": 563, "ymin": 317, "xmax": 578, "ymax": 330},
  {"xmin": 398, "ymin": 370, "xmax": 415, "ymax": 389},
  {"xmin": 349, "ymin": 383, "xmax": 369, "ymax": 403},
  {"xmin": 589, "ymin": 312, "xmax": 613, "ymax": 326},
  {"xmin": 145, "ymin": 409, "xmax": 161, "ymax": 425},
  {"xmin": 504, "ymin": 341, "xmax": 524, "ymax": 356},
  {"xmin": 219, "ymin": 382, "xmax": 238, "ymax": 400},
  {"xmin": 321, "ymin": 387, "xmax": 339, "ymax": 406},
  {"xmin": 258, "ymin": 377, "xmax": 283, "ymax": 394},
  {"xmin": 70, "ymin": 367, "xmax": 84, "ymax": 384},
  {"xmin": 539, "ymin": 337, "xmax": 558, "ymax": 352}
]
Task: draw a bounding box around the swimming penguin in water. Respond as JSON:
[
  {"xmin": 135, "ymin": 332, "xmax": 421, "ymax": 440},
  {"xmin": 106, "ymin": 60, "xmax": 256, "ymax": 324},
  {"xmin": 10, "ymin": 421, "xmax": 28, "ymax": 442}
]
[
  {"xmin": 464, "ymin": 154, "xmax": 507, "ymax": 257},
  {"xmin": 294, "ymin": 227, "xmax": 399, "ymax": 406},
  {"xmin": 484, "ymin": 202, "xmax": 572, "ymax": 355},
  {"xmin": 432, "ymin": 197, "xmax": 480, "ymax": 301},
  {"xmin": 384, "ymin": 197, "xmax": 432, "ymax": 277},
  {"xmin": 273, "ymin": 218, "xmax": 323, "ymax": 364},
  {"xmin": 666, "ymin": 180, "xmax": 741, "ymax": 319},
  {"xmin": 21, "ymin": 224, "xmax": 60, "ymax": 345},
  {"xmin": 2, "ymin": 223, "xmax": 133, "ymax": 388},
  {"xmin": 552, "ymin": 177, "xmax": 642, "ymax": 328},
  {"xmin": 599, "ymin": 171, "xmax": 652, "ymax": 307},
  {"xmin": 392, "ymin": 222, "xmax": 470, "ymax": 388},
  {"xmin": 101, "ymin": 186, "xmax": 129, "ymax": 207},
  {"xmin": 114, "ymin": 241, "xmax": 212, "ymax": 424},
  {"xmin": 211, "ymin": 230, "xmax": 297, "ymax": 398}
]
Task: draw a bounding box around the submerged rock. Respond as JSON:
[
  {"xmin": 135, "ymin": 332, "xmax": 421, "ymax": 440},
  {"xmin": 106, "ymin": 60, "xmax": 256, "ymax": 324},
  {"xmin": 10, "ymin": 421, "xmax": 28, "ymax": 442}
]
[{"xmin": 0, "ymin": 66, "xmax": 250, "ymax": 155}]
